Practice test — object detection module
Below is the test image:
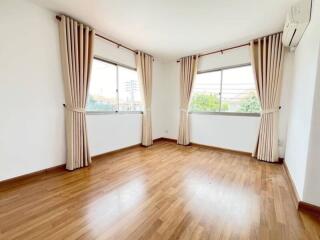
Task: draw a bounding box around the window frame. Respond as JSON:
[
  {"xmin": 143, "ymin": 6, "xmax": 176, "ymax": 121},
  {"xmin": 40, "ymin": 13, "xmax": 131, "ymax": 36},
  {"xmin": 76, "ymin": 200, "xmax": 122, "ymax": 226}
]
[
  {"xmin": 86, "ymin": 56, "xmax": 143, "ymax": 115},
  {"xmin": 190, "ymin": 63, "xmax": 260, "ymax": 117}
]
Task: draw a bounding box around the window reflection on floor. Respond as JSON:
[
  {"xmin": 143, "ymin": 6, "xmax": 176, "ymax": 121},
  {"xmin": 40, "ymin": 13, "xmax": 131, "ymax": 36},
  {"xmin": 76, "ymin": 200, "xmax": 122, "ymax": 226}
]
[{"xmin": 85, "ymin": 177, "xmax": 146, "ymax": 232}]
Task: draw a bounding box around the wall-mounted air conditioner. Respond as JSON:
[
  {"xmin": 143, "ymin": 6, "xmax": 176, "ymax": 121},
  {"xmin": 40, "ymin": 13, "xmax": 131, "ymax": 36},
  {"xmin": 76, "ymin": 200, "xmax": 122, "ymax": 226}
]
[{"xmin": 282, "ymin": 0, "xmax": 312, "ymax": 50}]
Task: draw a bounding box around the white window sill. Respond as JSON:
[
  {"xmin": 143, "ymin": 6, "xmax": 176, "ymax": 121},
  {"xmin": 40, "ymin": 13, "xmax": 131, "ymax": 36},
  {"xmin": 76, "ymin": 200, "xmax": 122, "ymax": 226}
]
[
  {"xmin": 86, "ymin": 111, "xmax": 143, "ymax": 115},
  {"xmin": 189, "ymin": 112, "xmax": 260, "ymax": 117}
]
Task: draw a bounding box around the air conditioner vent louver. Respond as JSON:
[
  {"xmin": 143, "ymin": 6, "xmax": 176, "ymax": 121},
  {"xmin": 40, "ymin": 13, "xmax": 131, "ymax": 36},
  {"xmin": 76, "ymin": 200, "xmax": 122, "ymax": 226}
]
[{"xmin": 282, "ymin": 0, "xmax": 311, "ymax": 50}]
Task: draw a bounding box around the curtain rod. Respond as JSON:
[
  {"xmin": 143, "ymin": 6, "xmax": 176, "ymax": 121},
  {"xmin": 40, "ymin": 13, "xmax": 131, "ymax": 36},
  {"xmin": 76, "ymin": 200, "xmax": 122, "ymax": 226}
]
[
  {"xmin": 176, "ymin": 31, "xmax": 283, "ymax": 63},
  {"xmin": 56, "ymin": 15, "xmax": 144, "ymax": 56}
]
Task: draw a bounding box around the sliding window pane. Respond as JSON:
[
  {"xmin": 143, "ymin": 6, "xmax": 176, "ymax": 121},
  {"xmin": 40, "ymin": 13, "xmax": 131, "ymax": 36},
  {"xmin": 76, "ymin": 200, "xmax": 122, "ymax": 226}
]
[
  {"xmin": 190, "ymin": 71, "xmax": 221, "ymax": 112},
  {"xmin": 221, "ymin": 65, "xmax": 260, "ymax": 113},
  {"xmin": 118, "ymin": 66, "xmax": 142, "ymax": 111},
  {"xmin": 87, "ymin": 59, "xmax": 117, "ymax": 111}
]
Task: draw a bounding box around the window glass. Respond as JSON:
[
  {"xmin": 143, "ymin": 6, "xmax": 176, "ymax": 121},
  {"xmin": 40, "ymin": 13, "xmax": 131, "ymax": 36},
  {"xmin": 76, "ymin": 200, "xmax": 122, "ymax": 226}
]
[
  {"xmin": 87, "ymin": 58, "xmax": 142, "ymax": 112},
  {"xmin": 221, "ymin": 65, "xmax": 260, "ymax": 113},
  {"xmin": 118, "ymin": 66, "xmax": 142, "ymax": 111},
  {"xmin": 190, "ymin": 71, "xmax": 221, "ymax": 112},
  {"xmin": 190, "ymin": 65, "xmax": 260, "ymax": 113},
  {"xmin": 87, "ymin": 59, "xmax": 117, "ymax": 111}
]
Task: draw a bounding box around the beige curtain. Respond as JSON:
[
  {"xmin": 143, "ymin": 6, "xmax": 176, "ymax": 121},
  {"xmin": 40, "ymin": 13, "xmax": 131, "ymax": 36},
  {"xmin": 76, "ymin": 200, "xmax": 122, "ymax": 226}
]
[
  {"xmin": 177, "ymin": 55, "xmax": 199, "ymax": 145},
  {"xmin": 59, "ymin": 15, "xmax": 95, "ymax": 170},
  {"xmin": 137, "ymin": 51, "xmax": 153, "ymax": 146},
  {"xmin": 250, "ymin": 33, "xmax": 284, "ymax": 162}
]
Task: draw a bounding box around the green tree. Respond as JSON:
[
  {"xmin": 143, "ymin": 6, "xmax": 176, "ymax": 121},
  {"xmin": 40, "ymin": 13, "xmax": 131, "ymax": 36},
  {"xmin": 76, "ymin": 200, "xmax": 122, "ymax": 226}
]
[
  {"xmin": 238, "ymin": 92, "xmax": 260, "ymax": 113},
  {"xmin": 190, "ymin": 93, "xmax": 229, "ymax": 112}
]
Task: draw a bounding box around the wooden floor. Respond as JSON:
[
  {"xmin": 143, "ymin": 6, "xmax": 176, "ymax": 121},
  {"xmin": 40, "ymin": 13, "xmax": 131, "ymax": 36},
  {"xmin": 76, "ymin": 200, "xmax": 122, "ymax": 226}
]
[{"xmin": 0, "ymin": 140, "xmax": 319, "ymax": 240}]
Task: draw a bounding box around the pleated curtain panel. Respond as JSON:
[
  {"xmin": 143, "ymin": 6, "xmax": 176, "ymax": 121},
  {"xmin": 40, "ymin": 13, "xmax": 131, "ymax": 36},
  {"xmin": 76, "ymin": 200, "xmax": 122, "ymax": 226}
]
[
  {"xmin": 137, "ymin": 51, "xmax": 153, "ymax": 147},
  {"xmin": 58, "ymin": 15, "xmax": 95, "ymax": 170},
  {"xmin": 250, "ymin": 32, "xmax": 284, "ymax": 162},
  {"xmin": 177, "ymin": 55, "xmax": 199, "ymax": 145}
]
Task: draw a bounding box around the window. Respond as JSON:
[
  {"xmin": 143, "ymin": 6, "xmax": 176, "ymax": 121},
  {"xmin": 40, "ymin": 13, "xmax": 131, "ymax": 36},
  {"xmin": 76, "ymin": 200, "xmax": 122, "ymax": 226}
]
[
  {"xmin": 190, "ymin": 65, "xmax": 260, "ymax": 114},
  {"xmin": 118, "ymin": 66, "xmax": 142, "ymax": 111},
  {"xmin": 87, "ymin": 58, "xmax": 142, "ymax": 112}
]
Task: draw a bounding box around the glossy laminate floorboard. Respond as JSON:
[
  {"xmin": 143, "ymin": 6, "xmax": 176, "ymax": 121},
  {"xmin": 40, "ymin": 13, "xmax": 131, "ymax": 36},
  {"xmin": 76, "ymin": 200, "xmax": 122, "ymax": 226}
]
[{"xmin": 0, "ymin": 140, "xmax": 319, "ymax": 240}]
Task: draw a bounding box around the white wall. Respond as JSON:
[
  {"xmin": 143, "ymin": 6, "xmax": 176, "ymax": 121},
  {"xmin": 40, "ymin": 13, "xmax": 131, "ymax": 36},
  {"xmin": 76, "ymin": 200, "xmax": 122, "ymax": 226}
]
[
  {"xmin": 161, "ymin": 62, "xmax": 180, "ymax": 140},
  {"xmin": 152, "ymin": 60, "xmax": 167, "ymax": 139},
  {"xmin": 190, "ymin": 114, "xmax": 259, "ymax": 152},
  {"xmin": 0, "ymin": 0, "xmax": 65, "ymax": 181},
  {"xmin": 95, "ymin": 37, "xmax": 136, "ymax": 68},
  {"xmin": 87, "ymin": 114, "xmax": 142, "ymax": 156},
  {"xmin": 304, "ymin": 51, "xmax": 320, "ymax": 205},
  {"xmin": 198, "ymin": 46, "xmax": 250, "ymax": 71},
  {"xmin": 278, "ymin": 50, "xmax": 294, "ymax": 157},
  {"xmin": 285, "ymin": 0, "xmax": 320, "ymax": 205}
]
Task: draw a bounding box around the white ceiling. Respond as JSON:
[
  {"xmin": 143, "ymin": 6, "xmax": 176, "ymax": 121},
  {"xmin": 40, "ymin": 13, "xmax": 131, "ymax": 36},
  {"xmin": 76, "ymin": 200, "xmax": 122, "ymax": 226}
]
[{"xmin": 31, "ymin": 0, "xmax": 297, "ymax": 60}]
